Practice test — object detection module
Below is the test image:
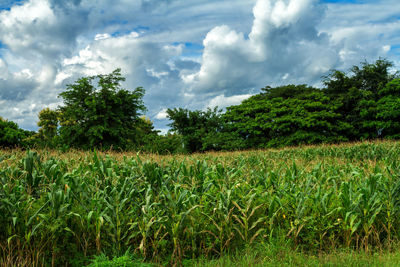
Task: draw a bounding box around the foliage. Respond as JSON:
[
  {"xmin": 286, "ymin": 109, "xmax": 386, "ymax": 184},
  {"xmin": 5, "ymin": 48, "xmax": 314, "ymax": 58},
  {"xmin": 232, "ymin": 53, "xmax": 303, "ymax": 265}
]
[
  {"xmin": 322, "ymin": 58, "xmax": 397, "ymax": 139},
  {"xmin": 146, "ymin": 133, "xmax": 186, "ymax": 155},
  {"xmin": 224, "ymin": 87, "xmax": 350, "ymax": 148},
  {"xmin": 166, "ymin": 107, "xmax": 247, "ymax": 152},
  {"xmin": 2, "ymin": 141, "xmax": 400, "ymax": 265},
  {"xmin": 261, "ymin": 84, "xmax": 317, "ymax": 99},
  {"xmin": 377, "ymin": 79, "xmax": 400, "ymax": 138},
  {"xmin": 36, "ymin": 108, "xmax": 60, "ymax": 148},
  {"xmin": 167, "ymin": 107, "xmax": 221, "ymax": 152},
  {"xmin": 58, "ymin": 69, "xmax": 146, "ymax": 150},
  {"xmin": 165, "ymin": 59, "xmax": 399, "ymax": 152},
  {"xmin": 0, "ymin": 117, "xmax": 34, "ymax": 148},
  {"xmin": 87, "ymin": 252, "xmax": 150, "ymax": 267},
  {"xmin": 134, "ymin": 117, "xmax": 185, "ymax": 154}
]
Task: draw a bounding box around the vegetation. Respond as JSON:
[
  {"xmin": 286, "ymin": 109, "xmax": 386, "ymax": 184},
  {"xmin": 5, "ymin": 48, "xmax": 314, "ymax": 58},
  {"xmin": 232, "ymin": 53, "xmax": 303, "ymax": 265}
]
[
  {"xmin": 1, "ymin": 141, "xmax": 400, "ymax": 265},
  {"xmin": 189, "ymin": 243, "xmax": 400, "ymax": 267},
  {"xmin": 224, "ymin": 87, "xmax": 350, "ymax": 148},
  {"xmin": 57, "ymin": 68, "xmax": 147, "ymax": 150},
  {"xmin": 0, "ymin": 117, "xmax": 34, "ymax": 148},
  {"xmin": 0, "ymin": 58, "xmax": 399, "ymax": 153},
  {"xmin": 166, "ymin": 59, "xmax": 399, "ymax": 152},
  {"xmin": 166, "ymin": 107, "xmax": 244, "ymax": 152}
]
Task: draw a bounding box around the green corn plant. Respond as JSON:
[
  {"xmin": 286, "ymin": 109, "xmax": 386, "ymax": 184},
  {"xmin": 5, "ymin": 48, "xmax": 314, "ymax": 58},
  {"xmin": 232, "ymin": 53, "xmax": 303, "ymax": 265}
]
[
  {"xmin": 160, "ymin": 184, "xmax": 200, "ymax": 265},
  {"xmin": 201, "ymin": 189, "xmax": 235, "ymax": 256},
  {"xmin": 263, "ymin": 194, "xmax": 283, "ymax": 242},
  {"xmin": 2, "ymin": 141, "xmax": 400, "ymax": 265},
  {"xmin": 339, "ymin": 181, "xmax": 361, "ymax": 248},
  {"xmin": 127, "ymin": 186, "xmax": 166, "ymax": 260},
  {"xmin": 102, "ymin": 177, "xmax": 135, "ymax": 255},
  {"xmin": 232, "ymin": 192, "xmax": 266, "ymax": 245},
  {"xmin": 22, "ymin": 151, "xmax": 43, "ymax": 195},
  {"xmin": 380, "ymin": 164, "xmax": 400, "ymax": 247},
  {"xmin": 356, "ymin": 173, "xmax": 383, "ymax": 251}
]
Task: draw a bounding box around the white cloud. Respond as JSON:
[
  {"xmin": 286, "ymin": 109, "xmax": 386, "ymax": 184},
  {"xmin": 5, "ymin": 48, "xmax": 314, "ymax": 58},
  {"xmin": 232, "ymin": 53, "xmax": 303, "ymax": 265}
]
[
  {"xmin": 155, "ymin": 109, "xmax": 168, "ymax": 120},
  {"xmin": 207, "ymin": 94, "xmax": 253, "ymax": 109},
  {"xmin": 0, "ymin": 0, "xmax": 77, "ymax": 60},
  {"xmin": 183, "ymin": 0, "xmax": 333, "ymax": 94},
  {"xmin": 94, "ymin": 33, "xmax": 111, "ymax": 41},
  {"xmin": 61, "ymin": 31, "xmax": 182, "ymax": 81},
  {"xmin": 319, "ymin": 0, "xmax": 400, "ymax": 70},
  {"xmin": 0, "ymin": 59, "xmax": 9, "ymax": 79}
]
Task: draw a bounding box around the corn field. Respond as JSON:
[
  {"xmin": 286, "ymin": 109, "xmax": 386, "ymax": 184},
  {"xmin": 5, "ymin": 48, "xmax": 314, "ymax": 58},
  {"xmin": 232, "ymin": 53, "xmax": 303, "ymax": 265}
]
[{"xmin": 1, "ymin": 141, "xmax": 400, "ymax": 266}]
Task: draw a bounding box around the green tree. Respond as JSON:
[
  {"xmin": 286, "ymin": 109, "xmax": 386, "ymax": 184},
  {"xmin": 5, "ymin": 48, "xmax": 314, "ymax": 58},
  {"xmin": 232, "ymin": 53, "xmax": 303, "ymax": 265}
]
[
  {"xmin": 377, "ymin": 79, "xmax": 400, "ymax": 138},
  {"xmin": 224, "ymin": 86, "xmax": 350, "ymax": 148},
  {"xmin": 0, "ymin": 117, "xmax": 33, "ymax": 147},
  {"xmin": 166, "ymin": 107, "xmax": 242, "ymax": 152},
  {"xmin": 166, "ymin": 107, "xmax": 218, "ymax": 153},
  {"xmin": 37, "ymin": 108, "xmax": 59, "ymax": 147},
  {"xmin": 134, "ymin": 116, "xmax": 164, "ymax": 152},
  {"xmin": 261, "ymin": 84, "xmax": 317, "ymax": 99},
  {"xmin": 323, "ymin": 59, "xmax": 397, "ymax": 139},
  {"xmin": 58, "ymin": 69, "xmax": 146, "ymax": 150}
]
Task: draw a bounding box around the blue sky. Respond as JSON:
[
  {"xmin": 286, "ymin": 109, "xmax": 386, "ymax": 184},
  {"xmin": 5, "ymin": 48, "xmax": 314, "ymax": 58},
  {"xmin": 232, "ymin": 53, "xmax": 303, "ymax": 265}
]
[
  {"xmin": 0, "ymin": 0, "xmax": 25, "ymax": 10},
  {"xmin": 0, "ymin": 0, "xmax": 399, "ymax": 132}
]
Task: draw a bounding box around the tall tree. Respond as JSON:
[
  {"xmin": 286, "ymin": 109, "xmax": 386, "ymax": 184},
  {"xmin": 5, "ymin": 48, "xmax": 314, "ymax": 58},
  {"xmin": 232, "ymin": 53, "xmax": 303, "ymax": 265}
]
[
  {"xmin": 0, "ymin": 117, "xmax": 33, "ymax": 147},
  {"xmin": 37, "ymin": 108, "xmax": 59, "ymax": 147},
  {"xmin": 376, "ymin": 79, "xmax": 400, "ymax": 138},
  {"xmin": 166, "ymin": 107, "xmax": 242, "ymax": 152},
  {"xmin": 58, "ymin": 69, "xmax": 146, "ymax": 149},
  {"xmin": 224, "ymin": 86, "xmax": 350, "ymax": 148},
  {"xmin": 323, "ymin": 59, "xmax": 397, "ymax": 139}
]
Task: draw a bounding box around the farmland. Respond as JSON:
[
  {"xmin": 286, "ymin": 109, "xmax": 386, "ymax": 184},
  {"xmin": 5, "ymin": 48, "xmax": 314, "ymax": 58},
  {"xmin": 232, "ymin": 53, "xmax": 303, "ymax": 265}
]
[{"xmin": 1, "ymin": 140, "xmax": 400, "ymax": 266}]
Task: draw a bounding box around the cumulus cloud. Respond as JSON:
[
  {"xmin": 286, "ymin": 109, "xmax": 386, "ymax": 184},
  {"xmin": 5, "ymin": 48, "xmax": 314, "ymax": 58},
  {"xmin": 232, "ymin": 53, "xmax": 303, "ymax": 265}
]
[
  {"xmin": 183, "ymin": 0, "xmax": 336, "ymax": 95},
  {"xmin": 60, "ymin": 31, "xmax": 183, "ymax": 86},
  {"xmin": 0, "ymin": 59, "xmax": 61, "ymax": 129},
  {"xmin": 155, "ymin": 109, "xmax": 168, "ymax": 120},
  {"xmin": 207, "ymin": 94, "xmax": 254, "ymax": 109},
  {"xmin": 320, "ymin": 0, "xmax": 400, "ymax": 70},
  {"xmin": 0, "ymin": 69, "xmax": 38, "ymax": 101},
  {"xmin": 0, "ymin": 0, "xmax": 88, "ymax": 61}
]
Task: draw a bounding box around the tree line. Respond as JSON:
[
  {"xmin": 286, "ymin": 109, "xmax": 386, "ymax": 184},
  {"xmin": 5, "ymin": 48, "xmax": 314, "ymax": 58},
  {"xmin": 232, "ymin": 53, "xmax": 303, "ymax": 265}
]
[{"xmin": 1, "ymin": 59, "xmax": 399, "ymax": 153}]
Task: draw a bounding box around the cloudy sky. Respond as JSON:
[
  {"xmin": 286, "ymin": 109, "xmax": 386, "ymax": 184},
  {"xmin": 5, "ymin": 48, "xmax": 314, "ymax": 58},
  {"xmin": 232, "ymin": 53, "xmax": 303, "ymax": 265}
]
[{"xmin": 0, "ymin": 0, "xmax": 399, "ymax": 132}]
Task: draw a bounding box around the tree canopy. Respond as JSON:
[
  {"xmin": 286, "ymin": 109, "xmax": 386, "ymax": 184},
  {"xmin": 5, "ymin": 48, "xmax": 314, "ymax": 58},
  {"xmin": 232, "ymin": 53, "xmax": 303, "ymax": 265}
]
[
  {"xmin": 1, "ymin": 59, "xmax": 400, "ymax": 153},
  {"xmin": 224, "ymin": 86, "xmax": 350, "ymax": 148},
  {"xmin": 58, "ymin": 69, "xmax": 146, "ymax": 149},
  {"xmin": 0, "ymin": 117, "xmax": 34, "ymax": 147},
  {"xmin": 166, "ymin": 59, "xmax": 399, "ymax": 152}
]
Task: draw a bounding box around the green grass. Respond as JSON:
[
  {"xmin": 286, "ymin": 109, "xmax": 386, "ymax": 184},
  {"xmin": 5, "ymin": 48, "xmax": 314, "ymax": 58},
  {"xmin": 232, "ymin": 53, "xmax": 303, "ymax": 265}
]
[
  {"xmin": 190, "ymin": 246, "xmax": 400, "ymax": 267},
  {"xmin": 1, "ymin": 140, "xmax": 400, "ymax": 266}
]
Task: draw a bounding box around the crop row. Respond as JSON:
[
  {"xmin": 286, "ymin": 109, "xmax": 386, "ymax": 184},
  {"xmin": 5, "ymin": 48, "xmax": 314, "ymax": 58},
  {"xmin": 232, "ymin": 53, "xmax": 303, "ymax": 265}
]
[{"xmin": 1, "ymin": 142, "xmax": 400, "ymax": 266}]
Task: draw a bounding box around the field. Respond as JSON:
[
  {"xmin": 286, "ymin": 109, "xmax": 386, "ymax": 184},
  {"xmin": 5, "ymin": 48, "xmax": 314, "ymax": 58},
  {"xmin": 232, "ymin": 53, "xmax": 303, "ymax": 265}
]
[{"xmin": 2, "ymin": 141, "xmax": 400, "ymax": 266}]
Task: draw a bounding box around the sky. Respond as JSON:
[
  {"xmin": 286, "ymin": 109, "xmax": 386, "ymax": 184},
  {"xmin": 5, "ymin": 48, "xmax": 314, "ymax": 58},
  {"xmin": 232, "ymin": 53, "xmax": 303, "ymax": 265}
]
[{"xmin": 0, "ymin": 0, "xmax": 399, "ymax": 133}]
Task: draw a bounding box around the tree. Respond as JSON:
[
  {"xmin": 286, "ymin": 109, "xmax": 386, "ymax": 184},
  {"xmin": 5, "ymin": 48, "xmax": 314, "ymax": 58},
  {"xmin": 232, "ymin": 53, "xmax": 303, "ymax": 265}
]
[
  {"xmin": 0, "ymin": 117, "xmax": 33, "ymax": 147},
  {"xmin": 224, "ymin": 87, "xmax": 350, "ymax": 148},
  {"xmin": 58, "ymin": 69, "xmax": 146, "ymax": 149},
  {"xmin": 37, "ymin": 108, "xmax": 59, "ymax": 147},
  {"xmin": 261, "ymin": 84, "xmax": 317, "ymax": 99},
  {"xmin": 376, "ymin": 79, "xmax": 400, "ymax": 138},
  {"xmin": 166, "ymin": 107, "xmax": 242, "ymax": 152},
  {"xmin": 323, "ymin": 59, "xmax": 397, "ymax": 140}
]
